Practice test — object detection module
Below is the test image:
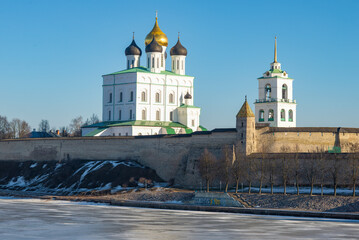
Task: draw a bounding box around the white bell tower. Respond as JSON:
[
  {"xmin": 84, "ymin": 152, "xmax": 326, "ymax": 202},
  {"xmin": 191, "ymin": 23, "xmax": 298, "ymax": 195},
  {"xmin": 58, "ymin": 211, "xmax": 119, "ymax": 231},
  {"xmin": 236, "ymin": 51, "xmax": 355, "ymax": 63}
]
[{"xmin": 254, "ymin": 37, "xmax": 297, "ymax": 127}]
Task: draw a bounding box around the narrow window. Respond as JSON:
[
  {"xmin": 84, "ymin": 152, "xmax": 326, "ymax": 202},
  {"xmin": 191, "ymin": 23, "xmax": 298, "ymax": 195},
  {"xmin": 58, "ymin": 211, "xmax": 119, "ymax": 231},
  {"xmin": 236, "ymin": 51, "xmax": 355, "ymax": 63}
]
[
  {"xmin": 152, "ymin": 57, "xmax": 154, "ymax": 68},
  {"xmin": 157, "ymin": 58, "xmax": 159, "ymax": 68},
  {"xmin": 182, "ymin": 60, "xmax": 184, "ymax": 70},
  {"xmin": 241, "ymin": 122, "xmax": 244, "ymax": 127},
  {"xmin": 172, "ymin": 60, "xmax": 175, "ymax": 70},
  {"xmin": 155, "ymin": 92, "xmax": 160, "ymax": 103},
  {"xmin": 142, "ymin": 109, "xmax": 146, "ymax": 120},
  {"xmin": 147, "ymin": 58, "xmax": 150, "ymax": 68},
  {"xmin": 192, "ymin": 119, "xmax": 195, "ymax": 127},
  {"xmin": 126, "ymin": 133, "xmax": 128, "ymax": 136},
  {"xmin": 120, "ymin": 92, "xmax": 123, "ymax": 102},
  {"xmin": 119, "ymin": 133, "xmax": 121, "ymax": 136},
  {"xmin": 268, "ymin": 109, "xmax": 274, "ymax": 121},
  {"xmin": 119, "ymin": 110, "xmax": 122, "ymax": 120},
  {"xmin": 129, "ymin": 110, "xmax": 133, "ymax": 120},
  {"xmin": 130, "ymin": 91, "xmax": 133, "ymax": 102},
  {"xmin": 177, "ymin": 60, "xmax": 179, "ymax": 70},
  {"xmin": 281, "ymin": 109, "xmax": 285, "ymax": 121},
  {"xmin": 109, "ymin": 93, "xmax": 112, "ymax": 103},
  {"xmin": 141, "ymin": 91, "xmax": 146, "ymax": 102},
  {"xmin": 131, "ymin": 60, "xmax": 134, "ymax": 67},
  {"xmin": 282, "ymin": 84, "xmax": 288, "ymax": 100},
  {"xmin": 127, "ymin": 60, "xmax": 129, "ymax": 69},
  {"xmin": 156, "ymin": 110, "xmax": 160, "ymax": 120},
  {"xmin": 108, "ymin": 110, "xmax": 111, "ymax": 121},
  {"xmin": 169, "ymin": 93, "xmax": 174, "ymax": 103},
  {"xmin": 265, "ymin": 84, "xmax": 271, "ymax": 100},
  {"xmin": 259, "ymin": 110, "xmax": 264, "ymax": 122},
  {"xmin": 161, "ymin": 54, "xmax": 164, "ymax": 67},
  {"xmin": 289, "ymin": 110, "xmax": 293, "ymax": 122},
  {"xmin": 170, "ymin": 112, "xmax": 173, "ymax": 121}
]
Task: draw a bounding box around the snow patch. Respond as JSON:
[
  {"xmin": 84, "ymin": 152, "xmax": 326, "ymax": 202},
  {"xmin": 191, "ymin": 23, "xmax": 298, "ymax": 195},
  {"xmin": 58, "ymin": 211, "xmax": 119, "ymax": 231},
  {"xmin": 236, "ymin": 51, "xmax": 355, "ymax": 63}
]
[{"xmin": 30, "ymin": 163, "xmax": 37, "ymax": 168}]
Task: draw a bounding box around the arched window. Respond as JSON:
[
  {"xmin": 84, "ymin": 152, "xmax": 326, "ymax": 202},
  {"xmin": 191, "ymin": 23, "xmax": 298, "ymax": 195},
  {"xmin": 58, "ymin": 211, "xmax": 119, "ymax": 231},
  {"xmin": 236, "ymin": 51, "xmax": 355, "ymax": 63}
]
[
  {"xmin": 265, "ymin": 84, "xmax": 271, "ymax": 100},
  {"xmin": 109, "ymin": 93, "xmax": 112, "ymax": 103},
  {"xmin": 119, "ymin": 110, "xmax": 122, "ymax": 120},
  {"xmin": 147, "ymin": 58, "xmax": 150, "ymax": 68},
  {"xmin": 156, "ymin": 110, "xmax": 160, "ymax": 121},
  {"xmin": 152, "ymin": 57, "xmax": 154, "ymax": 68},
  {"xmin": 289, "ymin": 110, "xmax": 293, "ymax": 122},
  {"xmin": 130, "ymin": 91, "xmax": 134, "ymax": 102},
  {"xmin": 108, "ymin": 110, "xmax": 111, "ymax": 121},
  {"xmin": 282, "ymin": 84, "xmax": 288, "ymax": 100},
  {"xmin": 259, "ymin": 110, "xmax": 264, "ymax": 122},
  {"xmin": 119, "ymin": 92, "xmax": 123, "ymax": 102},
  {"xmin": 169, "ymin": 93, "xmax": 174, "ymax": 103},
  {"xmin": 172, "ymin": 60, "xmax": 174, "ymax": 70},
  {"xmin": 141, "ymin": 91, "xmax": 146, "ymax": 102},
  {"xmin": 155, "ymin": 92, "xmax": 161, "ymax": 103},
  {"xmin": 170, "ymin": 111, "xmax": 173, "ymax": 121},
  {"xmin": 157, "ymin": 58, "xmax": 159, "ymax": 68},
  {"xmin": 142, "ymin": 109, "xmax": 146, "ymax": 120},
  {"xmin": 131, "ymin": 60, "xmax": 134, "ymax": 67},
  {"xmin": 177, "ymin": 60, "xmax": 179, "ymax": 70},
  {"xmin": 281, "ymin": 109, "xmax": 285, "ymax": 121},
  {"xmin": 268, "ymin": 109, "xmax": 274, "ymax": 121}
]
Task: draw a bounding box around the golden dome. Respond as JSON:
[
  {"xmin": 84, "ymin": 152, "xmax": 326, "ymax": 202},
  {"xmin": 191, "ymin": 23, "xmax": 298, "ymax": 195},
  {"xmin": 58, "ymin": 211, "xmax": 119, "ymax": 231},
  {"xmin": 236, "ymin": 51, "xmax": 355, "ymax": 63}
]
[{"xmin": 145, "ymin": 17, "xmax": 168, "ymax": 47}]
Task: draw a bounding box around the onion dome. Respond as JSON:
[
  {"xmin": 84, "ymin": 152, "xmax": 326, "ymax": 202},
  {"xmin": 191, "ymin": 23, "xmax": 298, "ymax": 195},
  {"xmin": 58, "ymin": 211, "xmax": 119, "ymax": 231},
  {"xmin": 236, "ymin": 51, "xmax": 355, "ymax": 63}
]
[
  {"xmin": 145, "ymin": 17, "xmax": 168, "ymax": 47},
  {"xmin": 170, "ymin": 38, "xmax": 187, "ymax": 56},
  {"xmin": 184, "ymin": 92, "xmax": 192, "ymax": 99},
  {"xmin": 145, "ymin": 36, "xmax": 162, "ymax": 53},
  {"xmin": 125, "ymin": 38, "xmax": 142, "ymax": 56}
]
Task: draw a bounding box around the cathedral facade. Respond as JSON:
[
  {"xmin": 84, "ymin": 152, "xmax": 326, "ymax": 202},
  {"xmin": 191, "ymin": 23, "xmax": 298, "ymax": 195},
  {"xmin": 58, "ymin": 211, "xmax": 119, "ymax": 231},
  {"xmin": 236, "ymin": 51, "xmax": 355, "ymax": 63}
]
[{"xmin": 82, "ymin": 16, "xmax": 204, "ymax": 137}]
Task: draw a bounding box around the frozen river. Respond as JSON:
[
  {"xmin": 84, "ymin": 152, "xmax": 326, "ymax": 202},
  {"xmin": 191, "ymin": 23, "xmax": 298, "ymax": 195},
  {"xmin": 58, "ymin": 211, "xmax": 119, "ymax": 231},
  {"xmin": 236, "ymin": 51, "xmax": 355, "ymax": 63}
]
[{"xmin": 0, "ymin": 198, "xmax": 358, "ymax": 239}]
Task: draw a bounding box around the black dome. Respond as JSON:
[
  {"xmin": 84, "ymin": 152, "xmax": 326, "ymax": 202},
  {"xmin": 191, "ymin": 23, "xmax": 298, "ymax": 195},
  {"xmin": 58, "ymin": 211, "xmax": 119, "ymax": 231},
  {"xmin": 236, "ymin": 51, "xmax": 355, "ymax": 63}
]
[
  {"xmin": 170, "ymin": 39, "xmax": 187, "ymax": 56},
  {"xmin": 125, "ymin": 39, "xmax": 142, "ymax": 56},
  {"xmin": 145, "ymin": 37, "xmax": 162, "ymax": 53},
  {"xmin": 184, "ymin": 92, "xmax": 192, "ymax": 99}
]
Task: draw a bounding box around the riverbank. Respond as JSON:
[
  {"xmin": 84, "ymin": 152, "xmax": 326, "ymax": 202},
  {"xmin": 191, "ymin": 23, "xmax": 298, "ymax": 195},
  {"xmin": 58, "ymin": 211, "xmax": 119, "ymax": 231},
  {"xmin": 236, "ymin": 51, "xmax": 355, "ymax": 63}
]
[{"xmin": 2, "ymin": 188, "xmax": 359, "ymax": 220}]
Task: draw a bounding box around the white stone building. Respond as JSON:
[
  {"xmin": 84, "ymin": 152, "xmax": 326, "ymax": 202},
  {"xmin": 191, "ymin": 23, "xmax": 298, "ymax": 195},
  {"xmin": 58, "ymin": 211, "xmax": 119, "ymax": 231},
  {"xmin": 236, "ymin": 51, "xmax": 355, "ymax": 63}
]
[
  {"xmin": 254, "ymin": 37, "xmax": 297, "ymax": 127},
  {"xmin": 82, "ymin": 16, "xmax": 204, "ymax": 137}
]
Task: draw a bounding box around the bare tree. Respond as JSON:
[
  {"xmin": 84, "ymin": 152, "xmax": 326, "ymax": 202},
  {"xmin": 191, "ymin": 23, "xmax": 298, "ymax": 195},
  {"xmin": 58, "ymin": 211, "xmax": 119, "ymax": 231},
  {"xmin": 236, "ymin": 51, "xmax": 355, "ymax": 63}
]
[
  {"xmin": 257, "ymin": 141, "xmax": 270, "ymax": 194},
  {"xmin": 292, "ymin": 145, "xmax": 301, "ymax": 195},
  {"xmin": 304, "ymin": 152, "xmax": 318, "ymax": 196},
  {"xmin": 265, "ymin": 157, "xmax": 278, "ymax": 194},
  {"xmin": 316, "ymin": 147, "xmax": 327, "ymax": 196},
  {"xmin": 348, "ymin": 144, "xmax": 359, "ymax": 197},
  {"xmin": 330, "ymin": 152, "xmax": 341, "ymax": 196},
  {"xmin": 59, "ymin": 126, "xmax": 69, "ymax": 137},
  {"xmin": 219, "ymin": 145, "xmax": 233, "ymax": 193},
  {"xmin": 280, "ymin": 146, "xmax": 290, "ymax": 195},
  {"xmin": 243, "ymin": 155, "xmax": 254, "ymax": 193},
  {"xmin": 9, "ymin": 119, "xmax": 31, "ymax": 138},
  {"xmin": 0, "ymin": 116, "xmax": 11, "ymax": 139},
  {"xmin": 69, "ymin": 116, "xmax": 83, "ymax": 137},
  {"xmin": 198, "ymin": 149, "xmax": 216, "ymax": 192},
  {"xmin": 232, "ymin": 146, "xmax": 243, "ymax": 193},
  {"xmin": 38, "ymin": 119, "xmax": 50, "ymax": 132},
  {"xmin": 84, "ymin": 114, "xmax": 100, "ymax": 126}
]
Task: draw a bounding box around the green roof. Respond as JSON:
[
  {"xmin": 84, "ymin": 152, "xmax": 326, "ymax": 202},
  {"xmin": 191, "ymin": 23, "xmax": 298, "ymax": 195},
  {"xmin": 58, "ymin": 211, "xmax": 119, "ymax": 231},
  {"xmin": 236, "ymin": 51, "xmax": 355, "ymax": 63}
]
[
  {"xmin": 269, "ymin": 69, "xmax": 284, "ymax": 73},
  {"xmin": 258, "ymin": 76, "xmax": 293, "ymax": 80},
  {"xmin": 178, "ymin": 104, "xmax": 201, "ymax": 109},
  {"xmin": 83, "ymin": 120, "xmax": 188, "ymax": 129},
  {"xmin": 164, "ymin": 127, "xmax": 176, "ymax": 134},
  {"xmin": 84, "ymin": 128, "xmax": 107, "ymax": 137},
  {"xmin": 199, "ymin": 126, "xmax": 208, "ymax": 131},
  {"xmin": 103, "ymin": 67, "xmax": 192, "ymax": 77}
]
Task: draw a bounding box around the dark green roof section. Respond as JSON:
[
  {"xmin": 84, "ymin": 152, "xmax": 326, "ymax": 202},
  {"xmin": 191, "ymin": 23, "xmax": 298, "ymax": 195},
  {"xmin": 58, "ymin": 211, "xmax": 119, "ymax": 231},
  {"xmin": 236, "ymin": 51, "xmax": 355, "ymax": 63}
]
[
  {"xmin": 165, "ymin": 127, "xmax": 176, "ymax": 134},
  {"xmin": 84, "ymin": 128, "xmax": 107, "ymax": 137},
  {"xmin": 269, "ymin": 69, "xmax": 284, "ymax": 73},
  {"xmin": 258, "ymin": 76, "xmax": 293, "ymax": 80},
  {"xmin": 199, "ymin": 126, "xmax": 208, "ymax": 131},
  {"xmin": 103, "ymin": 67, "xmax": 192, "ymax": 77},
  {"xmin": 178, "ymin": 104, "xmax": 201, "ymax": 109},
  {"xmin": 185, "ymin": 128, "xmax": 193, "ymax": 134},
  {"xmin": 82, "ymin": 120, "xmax": 188, "ymax": 129}
]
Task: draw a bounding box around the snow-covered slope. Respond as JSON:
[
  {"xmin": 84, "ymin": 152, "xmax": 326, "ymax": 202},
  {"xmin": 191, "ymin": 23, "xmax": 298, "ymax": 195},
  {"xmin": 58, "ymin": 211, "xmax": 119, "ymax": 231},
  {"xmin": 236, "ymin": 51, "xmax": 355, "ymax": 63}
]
[{"xmin": 0, "ymin": 160, "xmax": 164, "ymax": 195}]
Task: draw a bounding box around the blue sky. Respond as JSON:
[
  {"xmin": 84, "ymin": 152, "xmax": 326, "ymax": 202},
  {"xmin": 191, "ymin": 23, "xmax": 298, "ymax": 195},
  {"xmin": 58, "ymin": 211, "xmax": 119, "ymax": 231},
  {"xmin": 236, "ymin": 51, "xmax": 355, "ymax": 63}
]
[{"xmin": 0, "ymin": 0, "xmax": 358, "ymax": 130}]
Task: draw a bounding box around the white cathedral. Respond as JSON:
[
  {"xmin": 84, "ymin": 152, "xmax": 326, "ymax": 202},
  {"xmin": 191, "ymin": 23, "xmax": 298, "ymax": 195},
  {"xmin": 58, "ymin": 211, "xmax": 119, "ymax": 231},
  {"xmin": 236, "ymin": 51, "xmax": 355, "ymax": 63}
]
[
  {"xmin": 82, "ymin": 16, "xmax": 205, "ymax": 137},
  {"xmin": 82, "ymin": 17, "xmax": 296, "ymax": 137}
]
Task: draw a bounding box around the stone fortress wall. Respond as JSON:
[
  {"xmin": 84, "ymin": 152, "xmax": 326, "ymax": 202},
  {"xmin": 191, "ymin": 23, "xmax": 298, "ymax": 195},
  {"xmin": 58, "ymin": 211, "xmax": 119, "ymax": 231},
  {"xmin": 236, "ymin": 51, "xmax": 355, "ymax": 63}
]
[{"xmin": 1, "ymin": 119, "xmax": 359, "ymax": 188}]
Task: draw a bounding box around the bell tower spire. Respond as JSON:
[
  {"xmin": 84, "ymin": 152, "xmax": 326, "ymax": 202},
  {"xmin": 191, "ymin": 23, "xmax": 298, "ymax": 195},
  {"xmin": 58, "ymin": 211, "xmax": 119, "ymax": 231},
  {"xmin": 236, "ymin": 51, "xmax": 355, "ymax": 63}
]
[{"xmin": 274, "ymin": 36, "xmax": 277, "ymax": 63}]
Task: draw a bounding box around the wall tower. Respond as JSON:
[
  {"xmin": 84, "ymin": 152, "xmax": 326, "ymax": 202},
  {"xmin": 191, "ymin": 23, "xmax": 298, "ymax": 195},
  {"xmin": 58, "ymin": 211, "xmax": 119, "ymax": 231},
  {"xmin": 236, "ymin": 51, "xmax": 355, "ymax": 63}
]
[{"xmin": 236, "ymin": 96, "xmax": 256, "ymax": 155}]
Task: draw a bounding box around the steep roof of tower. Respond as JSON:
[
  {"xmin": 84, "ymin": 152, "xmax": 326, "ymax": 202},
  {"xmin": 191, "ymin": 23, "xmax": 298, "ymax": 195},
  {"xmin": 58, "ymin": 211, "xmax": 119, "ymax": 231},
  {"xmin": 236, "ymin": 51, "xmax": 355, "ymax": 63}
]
[{"xmin": 236, "ymin": 99, "xmax": 255, "ymax": 118}]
